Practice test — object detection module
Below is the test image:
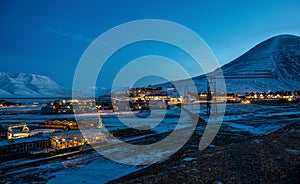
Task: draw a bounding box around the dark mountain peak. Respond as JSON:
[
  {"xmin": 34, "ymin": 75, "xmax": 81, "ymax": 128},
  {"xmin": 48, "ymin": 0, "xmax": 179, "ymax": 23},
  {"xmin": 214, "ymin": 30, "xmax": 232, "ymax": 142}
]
[
  {"xmin": 268, "ymin": 34, "xmax": 300, "ymax": 42},
  {"xmin": 221, "ymin": 34, "xmax": 300, "ymax": 73},
  {"xmin": 171, "ymin": 34, "xmax": 300, "ymax": 94},
  {"xmin": 215, "ymin": 34, "xmax": 300, "ymax": 93}
]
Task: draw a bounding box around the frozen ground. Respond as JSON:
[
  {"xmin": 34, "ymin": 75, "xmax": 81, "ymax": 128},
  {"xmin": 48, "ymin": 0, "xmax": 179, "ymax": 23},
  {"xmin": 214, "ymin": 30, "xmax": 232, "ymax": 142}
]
[
  {"xmin": 48, "ymin": 154, "xmax": 146, "ymax": 184},
  {"xmin": 186, "ymin": 103, "xmax": 300, "ymax": 135},
  {"xmin": 1, "ymin": 103, "xmax": 300, "ymax": 183}
]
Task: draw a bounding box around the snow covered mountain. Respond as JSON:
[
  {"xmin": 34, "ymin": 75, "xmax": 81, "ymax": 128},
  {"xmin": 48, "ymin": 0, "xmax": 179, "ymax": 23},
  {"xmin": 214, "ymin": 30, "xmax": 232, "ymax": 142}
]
[
  {"xmin": 0, "ymin": 72, "xmax": 71, "ymax": 98},
  {"xmin": 160, "ymin": 34, "xmax": 300, "ymax": 94},
  {"xmin": 218, "ymin": 34, "xmax": 300, "ymax": 93}
]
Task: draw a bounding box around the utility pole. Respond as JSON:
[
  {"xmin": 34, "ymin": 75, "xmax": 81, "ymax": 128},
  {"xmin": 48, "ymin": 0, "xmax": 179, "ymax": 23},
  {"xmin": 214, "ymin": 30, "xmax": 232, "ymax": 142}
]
[
  {"xmin": 207, "ymin": 79, "xmax": 211, "ymax": 116},
  {"xmin": 207, "ymin": 77, "xmax": 217, "ymax": 116}
]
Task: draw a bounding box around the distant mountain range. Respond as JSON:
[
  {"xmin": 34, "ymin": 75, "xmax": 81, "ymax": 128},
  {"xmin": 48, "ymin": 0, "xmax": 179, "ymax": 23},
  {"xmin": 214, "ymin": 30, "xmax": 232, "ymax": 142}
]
[
  {"xmin": 1, "ymin": 34, "xmax": 299, "ymax": 98},
  {"xmin": 159, "ymin": 34, "xmax": 300, "ymax": 94},
  {"xmin": 0, "ymin": 72, "xmax": 71, "ymax": 98}
]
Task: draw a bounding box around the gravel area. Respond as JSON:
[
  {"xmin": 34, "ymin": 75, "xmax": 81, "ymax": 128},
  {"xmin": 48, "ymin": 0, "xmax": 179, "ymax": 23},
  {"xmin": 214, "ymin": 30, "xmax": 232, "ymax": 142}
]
[{"xmin": 110, "ymin": 122, "xmax": 300, "ymax": 184}]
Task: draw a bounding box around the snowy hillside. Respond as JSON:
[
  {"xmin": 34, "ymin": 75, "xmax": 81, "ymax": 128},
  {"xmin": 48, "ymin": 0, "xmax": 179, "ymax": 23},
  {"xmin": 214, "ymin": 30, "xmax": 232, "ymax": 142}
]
[
  {"xmin": 219, "ymin": 34, "xmax": 300, "ymax": 93},
  {"xmin": 0, "ymin": 72, "xmax": 71, "ymax": 98},
  {"xmin": 160, "ymin": 34, "xmax": 300, "ymax": 94}
]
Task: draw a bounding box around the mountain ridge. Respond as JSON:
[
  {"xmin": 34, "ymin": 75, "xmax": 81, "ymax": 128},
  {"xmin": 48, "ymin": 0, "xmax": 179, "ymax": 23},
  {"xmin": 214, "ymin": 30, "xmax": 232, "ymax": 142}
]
[
  {"xmin": 159, "ymin": 34, "xmax": 300, "ymax": 94},
  {"xmin": 0, "ymin": 72, "xmax": 71, "ymax": 98},
  {"xmin": 219, "ymin": 34, "xmax": 300, "ymax": 93}
]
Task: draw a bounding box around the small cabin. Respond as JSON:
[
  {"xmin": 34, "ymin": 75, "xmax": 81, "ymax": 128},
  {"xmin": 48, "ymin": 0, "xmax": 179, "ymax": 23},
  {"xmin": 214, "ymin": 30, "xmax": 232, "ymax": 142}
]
[
  {"xmin": 7, "ymin": 124, "xmax": 30, "ymax": 140},
  {"xmin": 50, "ymin": 132, "xmax": 87, "ymax": 150},
  {"xmin": 49, "ymin": 131, "xmax": 106, "ymax": 151}
]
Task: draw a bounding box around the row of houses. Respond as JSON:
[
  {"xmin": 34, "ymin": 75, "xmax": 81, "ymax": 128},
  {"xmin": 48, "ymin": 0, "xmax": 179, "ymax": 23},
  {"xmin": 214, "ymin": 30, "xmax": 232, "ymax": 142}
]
[
  {"xmin": 0, "ymin": 129, "xmax": 106, "ymax": 159},
  {"xmin": 0, "ymin": 124, "xmax": 156, "ymax": 159},
  {"xmin": 41, "ymin": 99, "xmax": 97, "ymax": 115},
  {"xmin": 245, "ymin": 90, "xmax": 300, "ymax": 101},
  {"xmin": 186, "ymin": 90, "xmax": 300, "ymax": 104},
  {"xmin": 39, "ymin": 89, "xmax": 300, "ymax": 115},
  {"xmin": 97, "ymin": 87, "xmax": 182, "ymax": 111},
  {"xmin": 127, "ymin": 87, "xmax": 182, "ymax": 110},
  {"xmin": 0, "ymin": 100, "xmax": 20, "ymax": 107}
]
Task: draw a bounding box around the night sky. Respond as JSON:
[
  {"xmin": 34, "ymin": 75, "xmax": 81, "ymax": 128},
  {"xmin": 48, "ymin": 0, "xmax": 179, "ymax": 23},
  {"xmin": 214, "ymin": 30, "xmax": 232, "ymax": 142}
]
[{"xmin": 0, "ymin": 0, "xmax": 299, "ymax": 89}]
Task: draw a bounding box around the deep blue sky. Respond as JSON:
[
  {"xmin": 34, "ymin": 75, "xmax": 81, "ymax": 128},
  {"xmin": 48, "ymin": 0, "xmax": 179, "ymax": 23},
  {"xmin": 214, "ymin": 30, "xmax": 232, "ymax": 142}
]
[{"xmin": 1, "ymin": 0, "xmax": 300, "ymax": 89}]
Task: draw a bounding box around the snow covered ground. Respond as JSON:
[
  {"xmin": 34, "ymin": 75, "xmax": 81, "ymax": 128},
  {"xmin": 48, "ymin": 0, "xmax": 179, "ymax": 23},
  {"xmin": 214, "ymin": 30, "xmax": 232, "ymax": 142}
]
[
  {"xmin": 186, "ymin": 103, "xmax": 300, "ymax": 135},
  {"xmin": 1, "ymin": 103, "xmax": 300, "ymax": 183},
  {"xmin": 48, "ymin": 155, "xmax": 146, "ymax": 184}
]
